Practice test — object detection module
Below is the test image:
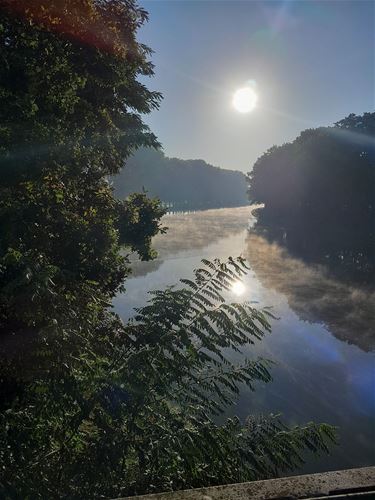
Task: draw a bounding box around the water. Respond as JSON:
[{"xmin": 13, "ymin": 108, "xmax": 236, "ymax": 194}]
[{"xmin": 113, "ymin": 206, "xmax": 375, "ymax": 474}]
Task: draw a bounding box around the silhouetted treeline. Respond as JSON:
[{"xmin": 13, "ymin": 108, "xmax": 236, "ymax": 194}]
[
  {"xmin": 113, "ymin": 148, "xmax": 249, "ymax": 210},
  {"xmin": 248, "ymin": 113, "xmax": 375, "ymax": 284}
]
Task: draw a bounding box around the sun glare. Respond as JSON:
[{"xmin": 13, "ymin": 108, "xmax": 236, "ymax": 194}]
[
  {"xmin": 233, "ymin": 87, "xmax": 258, "ymax": 113},
  {"xmin": 231, "ymin": 281, "xmax": 246, "ymax": 296}
]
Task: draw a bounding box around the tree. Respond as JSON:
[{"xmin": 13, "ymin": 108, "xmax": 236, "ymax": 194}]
[
  {"xmin": 113, "ymin": 147, "xmax": 249, "ymax": 210},
  {"xmin": 247, "ymin": 112, "xmax": 375, "ymax": 283},
  {"xmin": 0, "ymin": 0, "xmax": 164, "ymax": 339},
  {"xmin": 0, "ymin": 0, "xmax": 166, "ymax": 443}
]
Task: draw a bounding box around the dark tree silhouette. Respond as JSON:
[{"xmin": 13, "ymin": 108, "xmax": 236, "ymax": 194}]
[
  {"xmin": 113, "ymin": 147, "xmax": 249, "ymax": 210},
  {"xmin": 247, "ymin": 113, "xmax": 375, "ymax": 284},
  {"xmin": 0, "ymin": 0, "xmax": 164, "ymax": 338}
]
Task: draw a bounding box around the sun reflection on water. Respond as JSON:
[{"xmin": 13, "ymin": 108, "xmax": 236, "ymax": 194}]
[{"xmin": 231, "ymin": 281, "xmax": 246, "ymax": 296}]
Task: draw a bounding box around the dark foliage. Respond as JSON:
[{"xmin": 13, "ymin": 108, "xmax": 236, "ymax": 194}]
[
  {"xmin": 113, "ymin": 147, "xmax": 249, "ymax": 210},
  {"xmin": 0, "ymin": 0, "xmax": 164, "ymax": 339},
  {"xmin": 247, "ymin": 113, "xmax": 375, "ymax": 285},
  {"xmin": 1, "ymin": 258, "xmax": 335, "ymax": 498},
  {"xmin": 0, "ymin": 0, "xmax": 165, "ymax": 460}
]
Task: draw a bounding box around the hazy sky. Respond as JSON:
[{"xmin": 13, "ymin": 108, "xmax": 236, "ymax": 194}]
[{"xmin": 139, "ymin": 0, "xmax": 374, "ymax": 172}]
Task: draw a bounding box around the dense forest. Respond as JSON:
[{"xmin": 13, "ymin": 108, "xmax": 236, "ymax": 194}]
[
  {"xmin": 113, "ymin": 147, "xmax": 249, "ymax": 210},
  {"xmin": 0, "ymin": 1, "xmax": 335, "ymax": 498},
  {"xmin": 248, "ymin": 112, "xmax": 375, "ymax": 284}
]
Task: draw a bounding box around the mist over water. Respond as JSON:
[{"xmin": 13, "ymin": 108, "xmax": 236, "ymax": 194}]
[
  {"xmin": 114, "ymin": 206, "xmax": 375, "ymax": 474},
  {"xmin": 246, "ymin": 232, "xmax": 375, "ymax": 353}
]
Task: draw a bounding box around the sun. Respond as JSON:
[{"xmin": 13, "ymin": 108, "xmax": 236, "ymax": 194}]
[
  {"xmin": 233, "ymin": 87, "xmax": 258, "ymax": 113},
  {"xmin": 231, "ymin": 281, "xmax": 246, "ymax": 296}
]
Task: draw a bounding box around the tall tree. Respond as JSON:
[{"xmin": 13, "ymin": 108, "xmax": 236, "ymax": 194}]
[
  {"xmin": 0, "ymin": 0, "xmax": 164, "ymax": 339},
  {"xmin": 247, "ymin": 113, "xmax": 375, "ymax": 282}
]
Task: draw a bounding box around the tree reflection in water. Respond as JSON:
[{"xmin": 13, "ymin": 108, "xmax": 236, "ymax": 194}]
[{"xmin": 245, "ymin": 230, "xmax": 375, "ymax": 352}]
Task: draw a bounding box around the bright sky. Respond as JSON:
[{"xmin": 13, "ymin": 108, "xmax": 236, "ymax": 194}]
[{"xmin": 139, "ymin": 0, "xmax": 374, "ymax": 172}]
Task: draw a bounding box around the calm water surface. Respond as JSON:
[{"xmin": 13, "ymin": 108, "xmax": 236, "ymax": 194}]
[{"xmin": 114, "ymin": 206, "xmax": 375, "ymax": 474}]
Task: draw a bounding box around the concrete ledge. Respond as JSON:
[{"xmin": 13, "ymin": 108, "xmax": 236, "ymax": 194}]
[{"xmin": 118, "ymin": 466, "xmax": 375, "ymax": 499}]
